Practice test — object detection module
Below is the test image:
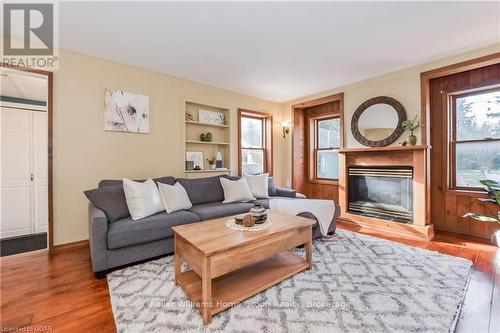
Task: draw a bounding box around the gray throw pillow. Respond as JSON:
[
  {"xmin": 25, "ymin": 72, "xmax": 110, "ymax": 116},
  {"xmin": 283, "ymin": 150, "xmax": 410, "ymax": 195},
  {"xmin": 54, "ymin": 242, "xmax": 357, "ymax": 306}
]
[
  {"xmin": 268, "ymin": 177, "xmax": 278, "ymax": 196},
  {"xmin": 177, "ymin": 175, "xmax": 229, "ymax": 205},
  {"xmin": 84, "ymin": 186, "xmax": 130, "ymax": 222}
]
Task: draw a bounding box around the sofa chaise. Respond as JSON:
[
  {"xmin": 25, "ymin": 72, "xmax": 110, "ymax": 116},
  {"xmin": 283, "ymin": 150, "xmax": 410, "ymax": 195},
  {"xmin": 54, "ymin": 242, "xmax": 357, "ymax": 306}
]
[{"xmin": 85, "ymin": 175, "xmax": 340, "ymax": 277}]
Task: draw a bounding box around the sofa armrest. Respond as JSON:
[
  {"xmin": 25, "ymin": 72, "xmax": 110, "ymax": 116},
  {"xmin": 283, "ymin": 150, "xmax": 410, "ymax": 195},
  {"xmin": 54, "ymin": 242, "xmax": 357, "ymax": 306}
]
[
  {"xmin": 88, "ymin": 204, "xmax": 109, "ymax": 273},
  {"xmin": 276, "ymin": 187, "xmax": 296, "ymax": 198}
]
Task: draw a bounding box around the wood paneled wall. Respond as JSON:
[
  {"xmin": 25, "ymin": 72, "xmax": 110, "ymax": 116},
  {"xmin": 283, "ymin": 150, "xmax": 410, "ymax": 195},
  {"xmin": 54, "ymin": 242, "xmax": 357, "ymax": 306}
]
[
  {"xmin": 429, "ymin": 62, "xmax": 500, "ymax": 239},
  {"xmin": 292, "ymin": 94, "xmax": 344, "ymax": 202}
]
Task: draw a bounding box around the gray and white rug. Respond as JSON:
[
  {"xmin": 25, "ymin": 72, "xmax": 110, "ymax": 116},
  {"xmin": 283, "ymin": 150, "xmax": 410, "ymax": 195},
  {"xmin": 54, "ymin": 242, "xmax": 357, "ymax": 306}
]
[{"xmin": 107, "ymin": 229, "xmax": 472, "ymax": 333}]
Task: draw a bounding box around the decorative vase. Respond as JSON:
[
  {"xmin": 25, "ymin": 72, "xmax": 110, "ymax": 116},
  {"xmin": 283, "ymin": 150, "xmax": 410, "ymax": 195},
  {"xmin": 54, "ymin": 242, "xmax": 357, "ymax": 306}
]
[
  {"xmin": 250, "ymin": 204, "xmax": 267, "ymax": 224},
  {"xmin": 216, "ymin": 151, "xmax": 223, "ymax": 168},
  {"xmin": 234, "ymin": 216, "xmax": 244, "ymax": 225},
  {"xmin": 407, "ymin": 133, "xmax": 417, "ymax": 146},
  {"xmin": 200, "ymin": 133, "xmax": 206, "ymax": 142},
  {"xmin": 206, "ymin": 132, "xmax": 212, "ymax": 142}
]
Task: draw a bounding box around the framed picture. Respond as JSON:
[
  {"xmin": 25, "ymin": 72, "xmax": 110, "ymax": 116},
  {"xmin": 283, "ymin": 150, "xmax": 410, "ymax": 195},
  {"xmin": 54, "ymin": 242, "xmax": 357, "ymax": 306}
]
[
  {"xmin": 198, "ymin": 109, "xmax": 224, "ymax": 126},
  {"xmin": 186, "ymin": 151, "xmax": 204, "ymax": 170},
  {"xmin": 104, "ymin": 89, "xmax": 150, "ymax": 133}
]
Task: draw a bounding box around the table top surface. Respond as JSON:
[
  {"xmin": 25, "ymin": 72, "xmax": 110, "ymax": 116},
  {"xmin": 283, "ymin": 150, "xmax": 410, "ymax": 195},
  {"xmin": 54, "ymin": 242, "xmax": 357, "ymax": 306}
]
[{"xmin": 172, "ymin": 209, "xmax": 315, "ymax": 256}]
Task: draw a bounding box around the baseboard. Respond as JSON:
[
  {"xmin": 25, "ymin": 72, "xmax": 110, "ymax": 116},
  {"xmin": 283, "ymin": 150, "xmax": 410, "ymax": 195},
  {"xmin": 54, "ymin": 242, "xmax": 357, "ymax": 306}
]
[{"xmin": 51, "ymin": 239, "xmax": 89, "ymax": 254}]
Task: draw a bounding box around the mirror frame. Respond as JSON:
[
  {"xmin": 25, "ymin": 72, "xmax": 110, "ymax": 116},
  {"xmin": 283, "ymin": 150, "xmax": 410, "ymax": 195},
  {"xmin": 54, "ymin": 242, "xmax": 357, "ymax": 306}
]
[{"xmin": 351, "ymin": 96, "xmax": 407, "ymax": 147}]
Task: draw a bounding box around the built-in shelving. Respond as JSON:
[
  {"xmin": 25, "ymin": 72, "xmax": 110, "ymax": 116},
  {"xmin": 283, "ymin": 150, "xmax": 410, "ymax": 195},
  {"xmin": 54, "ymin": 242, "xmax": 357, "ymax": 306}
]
[{"xmin": 184, "ymin": 101, "xmax": 231, "ymax": 179}]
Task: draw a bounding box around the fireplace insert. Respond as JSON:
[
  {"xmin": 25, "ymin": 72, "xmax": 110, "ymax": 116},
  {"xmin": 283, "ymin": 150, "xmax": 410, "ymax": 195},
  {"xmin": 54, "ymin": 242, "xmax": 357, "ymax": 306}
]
[{"xmin": 348, "ymin": 166, "xmax": 413, "ymax": 223}]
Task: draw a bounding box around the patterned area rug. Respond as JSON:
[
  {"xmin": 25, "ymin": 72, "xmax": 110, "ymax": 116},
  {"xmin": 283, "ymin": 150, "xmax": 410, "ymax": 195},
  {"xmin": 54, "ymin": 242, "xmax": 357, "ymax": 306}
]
[{"xmin": 107, "ymin": 229, "xmax": 472, "ymax": 333}]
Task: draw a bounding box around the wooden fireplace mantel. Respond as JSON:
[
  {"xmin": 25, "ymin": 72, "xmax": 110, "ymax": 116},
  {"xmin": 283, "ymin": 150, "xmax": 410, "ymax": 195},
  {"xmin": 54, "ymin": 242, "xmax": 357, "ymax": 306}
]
[
  {"xmin": 338, "ymin": 146, "xmax": 434, "ymax": 240},
  {"xmin": 339, "ymin": 145, "xmax": 430, "ymax": 153}
]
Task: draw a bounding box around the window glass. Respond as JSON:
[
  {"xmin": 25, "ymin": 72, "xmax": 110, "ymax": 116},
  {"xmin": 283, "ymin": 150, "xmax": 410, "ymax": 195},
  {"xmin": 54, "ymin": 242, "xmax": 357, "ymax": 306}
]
[
  {"xmin": 317, "ymin": 150, "xmax": 339, "ymax": 179},
  {"xmin": 242, "ymin": 149, "xmax": 264, "ymax": 175},
  {"xmin": 318, "ymin": 118, "xmax": 340, "ymax": 149},
  {"xmin": 241, "ymin": 117, "xmax": 263, "ymax": 148},
  {"xmin": 456, "ymin": 141, "xmax": 500, "ymax": 187},
  {"xmin": 456, "ymin": 90, "xmax": 500, "ymax": 141}
]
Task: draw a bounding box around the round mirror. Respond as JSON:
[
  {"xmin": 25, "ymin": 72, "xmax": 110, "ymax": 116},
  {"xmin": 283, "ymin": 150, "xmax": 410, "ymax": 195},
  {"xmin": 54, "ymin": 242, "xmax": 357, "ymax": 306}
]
[{"xmin": 351, "ymin": 96, "xmax": 407, "ymax": 147}]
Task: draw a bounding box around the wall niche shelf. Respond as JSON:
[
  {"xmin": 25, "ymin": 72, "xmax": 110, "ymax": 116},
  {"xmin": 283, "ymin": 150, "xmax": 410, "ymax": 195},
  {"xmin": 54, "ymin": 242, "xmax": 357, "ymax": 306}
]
[
  {"xmin": 184, "ymin": 101, "xmax": 231, "ymax": 179},
  {"xmin": 185, "ymin": 120, "xmax": 230, "ymax": 128},
  {"xmin": 184, "ymin": 169, "xmax": 231, "ymax": 174},
  {"xmin": 185, "ymin": 140, "xmax": 230, "ymax": 146}
]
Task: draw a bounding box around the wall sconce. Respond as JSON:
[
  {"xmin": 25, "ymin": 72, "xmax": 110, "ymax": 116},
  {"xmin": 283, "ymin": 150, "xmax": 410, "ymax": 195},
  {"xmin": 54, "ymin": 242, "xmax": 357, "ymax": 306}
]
[{"xmin": 281, "ymin": 121, "xmax": 290, "ymax": 138}]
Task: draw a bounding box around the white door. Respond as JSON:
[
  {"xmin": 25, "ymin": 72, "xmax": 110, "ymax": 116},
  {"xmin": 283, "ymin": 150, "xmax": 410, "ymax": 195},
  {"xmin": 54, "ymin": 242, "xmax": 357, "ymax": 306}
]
[{"xmin": 0, "ymin": 108, "xmax": 48, "ymax": 239}]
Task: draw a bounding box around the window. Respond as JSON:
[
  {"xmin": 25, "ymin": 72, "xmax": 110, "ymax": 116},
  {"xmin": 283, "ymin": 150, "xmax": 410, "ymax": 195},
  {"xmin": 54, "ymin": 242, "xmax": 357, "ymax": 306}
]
[
  {"xmin": 314, "ymin": 117, "xmax": 340, "ymax": 180},
  {"xmin": 238, "ymin": 109, "xmax": 272, "ymax": 175},
  {"xmin": 451, "ymin": 88, "xmax": 500, "ymax": 189}
]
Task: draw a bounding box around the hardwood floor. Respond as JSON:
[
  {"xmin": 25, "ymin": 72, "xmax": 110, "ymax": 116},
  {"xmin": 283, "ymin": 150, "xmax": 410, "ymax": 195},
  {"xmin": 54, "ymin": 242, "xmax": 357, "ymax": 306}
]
[{"xmin": 1, "ymin": 225, "xmax": 498, "ymax": 332}]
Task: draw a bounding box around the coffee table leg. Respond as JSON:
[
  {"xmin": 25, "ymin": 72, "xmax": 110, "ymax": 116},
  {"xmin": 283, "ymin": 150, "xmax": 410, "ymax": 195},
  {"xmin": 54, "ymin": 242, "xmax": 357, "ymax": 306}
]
[
  {"xmin": 202, "ymin": 257, "xmax": 212, "ymax": 325},
  {"xmin": 174, "ymin": 238, "xmax": 181, "ymax": 285},
  {"xmin": 305, "ymin": 226, "xmax": 313, "ymax": 270}
]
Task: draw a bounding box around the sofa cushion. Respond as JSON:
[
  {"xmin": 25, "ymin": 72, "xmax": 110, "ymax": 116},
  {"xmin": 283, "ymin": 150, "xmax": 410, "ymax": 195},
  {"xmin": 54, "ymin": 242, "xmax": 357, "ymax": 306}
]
[
  {"xmin": 245, "ymin": 173, "xmax": 270, "ymax": 199},
  {"xmin": 123, "ymin": 178, "xmax": 165, "ymax": 220},
  {"xmin": 177, "ymin": 175, "xmax": 229, "ymax": 205},
  {"xmin": 107, "ymin": 211, "xmax": 201, "ymax": 249},
  {"xmin": 158, "ymin": 182, "xmax": 192, "ymax": 213},
  {"xmin": 99, "ymin": 176, "xmax": 176, "ymax": 188},
  {"xmin": 230, "ymin": 175, "xmax": 278, "ymax": 197},
  {"xmin": 188, "ymin": 202, "xmax": 253, "ymax": 220},
  {"xmin": 268, "ymin": 177, "xmax": 278, "ymax": 196},
  {"xmin": 84, "ymin": 186, "xmax": 130, "ymax": 222},
  {"xmin": 220, "ymin": 177, "xmax": 255, "ymax": 203}
]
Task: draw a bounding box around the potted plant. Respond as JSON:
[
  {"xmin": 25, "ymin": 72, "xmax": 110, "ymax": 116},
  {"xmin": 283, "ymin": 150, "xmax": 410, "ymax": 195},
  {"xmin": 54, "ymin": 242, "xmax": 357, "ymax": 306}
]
[
  {"xmin": 219, "ymin": 114, "xmax": 228, "ymax": 126},
  {"xmin": 206, "ymin": 157, "xmax": 216, "ymax": 170},
  {"xmin": 402, "ymin": 115, "xmax": 420, "ymax": 146},
  {"xmin": 462, "ymin": 179, "xmax": 500, "ymax": 246}
]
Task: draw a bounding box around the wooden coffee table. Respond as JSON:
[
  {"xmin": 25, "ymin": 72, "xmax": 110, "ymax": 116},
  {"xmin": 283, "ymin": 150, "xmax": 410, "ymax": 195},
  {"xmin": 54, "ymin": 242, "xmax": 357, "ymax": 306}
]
[{"xmin": 171, "ymin": 210, "xmax": 314, "ymax": 325}]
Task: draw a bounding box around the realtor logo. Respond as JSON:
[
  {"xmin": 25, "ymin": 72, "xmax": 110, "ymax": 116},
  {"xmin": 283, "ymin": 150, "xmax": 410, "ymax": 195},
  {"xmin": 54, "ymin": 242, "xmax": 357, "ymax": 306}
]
[{"xmin": 2, "ymin": 2, "xmax": 58, "ymax": 69}]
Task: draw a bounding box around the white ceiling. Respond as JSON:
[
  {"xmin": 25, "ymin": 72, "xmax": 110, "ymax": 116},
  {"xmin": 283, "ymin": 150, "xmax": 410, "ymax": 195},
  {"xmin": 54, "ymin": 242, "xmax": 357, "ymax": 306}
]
[{"xmin": 54, "ymin": 2, "xmax": 500, "ymax": 102}]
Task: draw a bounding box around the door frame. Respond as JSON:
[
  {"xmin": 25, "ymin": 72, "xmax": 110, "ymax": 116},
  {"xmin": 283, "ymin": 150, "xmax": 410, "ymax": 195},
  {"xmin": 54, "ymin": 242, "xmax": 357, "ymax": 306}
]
[{"xmin": 1, "ymin": 64, "xmax": 54, "ymax": 253}]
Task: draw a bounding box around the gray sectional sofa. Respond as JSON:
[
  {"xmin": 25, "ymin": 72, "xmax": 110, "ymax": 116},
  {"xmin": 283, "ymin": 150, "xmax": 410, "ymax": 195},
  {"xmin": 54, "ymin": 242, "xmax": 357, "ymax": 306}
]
[{"xmin": 85, "ymin": 175, "xmax": 339, "ymax": 277}]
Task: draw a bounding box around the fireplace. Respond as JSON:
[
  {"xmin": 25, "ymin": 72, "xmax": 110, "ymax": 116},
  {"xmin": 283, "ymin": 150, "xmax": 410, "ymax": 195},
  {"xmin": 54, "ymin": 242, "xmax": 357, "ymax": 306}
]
[{"xmin": 348, "ymin": 166, "xmax": 413, "ymax": 223}]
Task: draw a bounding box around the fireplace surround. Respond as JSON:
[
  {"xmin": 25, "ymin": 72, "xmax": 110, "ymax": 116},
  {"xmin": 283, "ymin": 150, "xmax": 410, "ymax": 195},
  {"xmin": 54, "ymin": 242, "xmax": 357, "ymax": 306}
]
[
  {"xmin": 338, "ymin": 145, "xmax": 433, "ymax": 239},
  {"xmin": 348, "ymin": 166, "xmax": 413, "ymax": 223}
]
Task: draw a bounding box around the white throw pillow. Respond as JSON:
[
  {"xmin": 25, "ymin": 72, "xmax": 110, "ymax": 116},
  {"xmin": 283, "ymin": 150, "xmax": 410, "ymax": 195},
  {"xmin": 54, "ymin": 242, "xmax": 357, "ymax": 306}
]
[
  {"xmin": 123, "ymin": 178, "xmax": 164, "ymax": 220},
  {"xmin": 245, "ymin": 173, "xmax": 270, "ymax": 199},
  {"xmin": 158, "ymin": 182, "xmax": 192, "ymax": 213},
  {"xmin": 220, "ymin": 177, "xmax": 256, "ymax": 203}
]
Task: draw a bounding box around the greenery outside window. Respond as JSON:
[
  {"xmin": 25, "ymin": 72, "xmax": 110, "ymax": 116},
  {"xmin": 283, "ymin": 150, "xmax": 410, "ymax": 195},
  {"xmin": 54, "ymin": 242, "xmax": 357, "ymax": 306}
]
[{"xmin": 451, "ymin": 88, "xmax": 500, "ymax": 189}]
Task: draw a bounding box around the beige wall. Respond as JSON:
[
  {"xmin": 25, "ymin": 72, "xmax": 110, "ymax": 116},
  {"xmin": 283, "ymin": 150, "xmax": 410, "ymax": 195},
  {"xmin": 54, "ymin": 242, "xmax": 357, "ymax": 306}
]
[
  {"xmin": 280, "ymin": 44, "xmax": 500, "ymax": 187},
  {"xmin": 9, "ymin": 42, "xmax": 499, "ymax": 246},
  {"xmin": 53, "ymin": 49, "xmax": 284, "ymax": 245}
]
